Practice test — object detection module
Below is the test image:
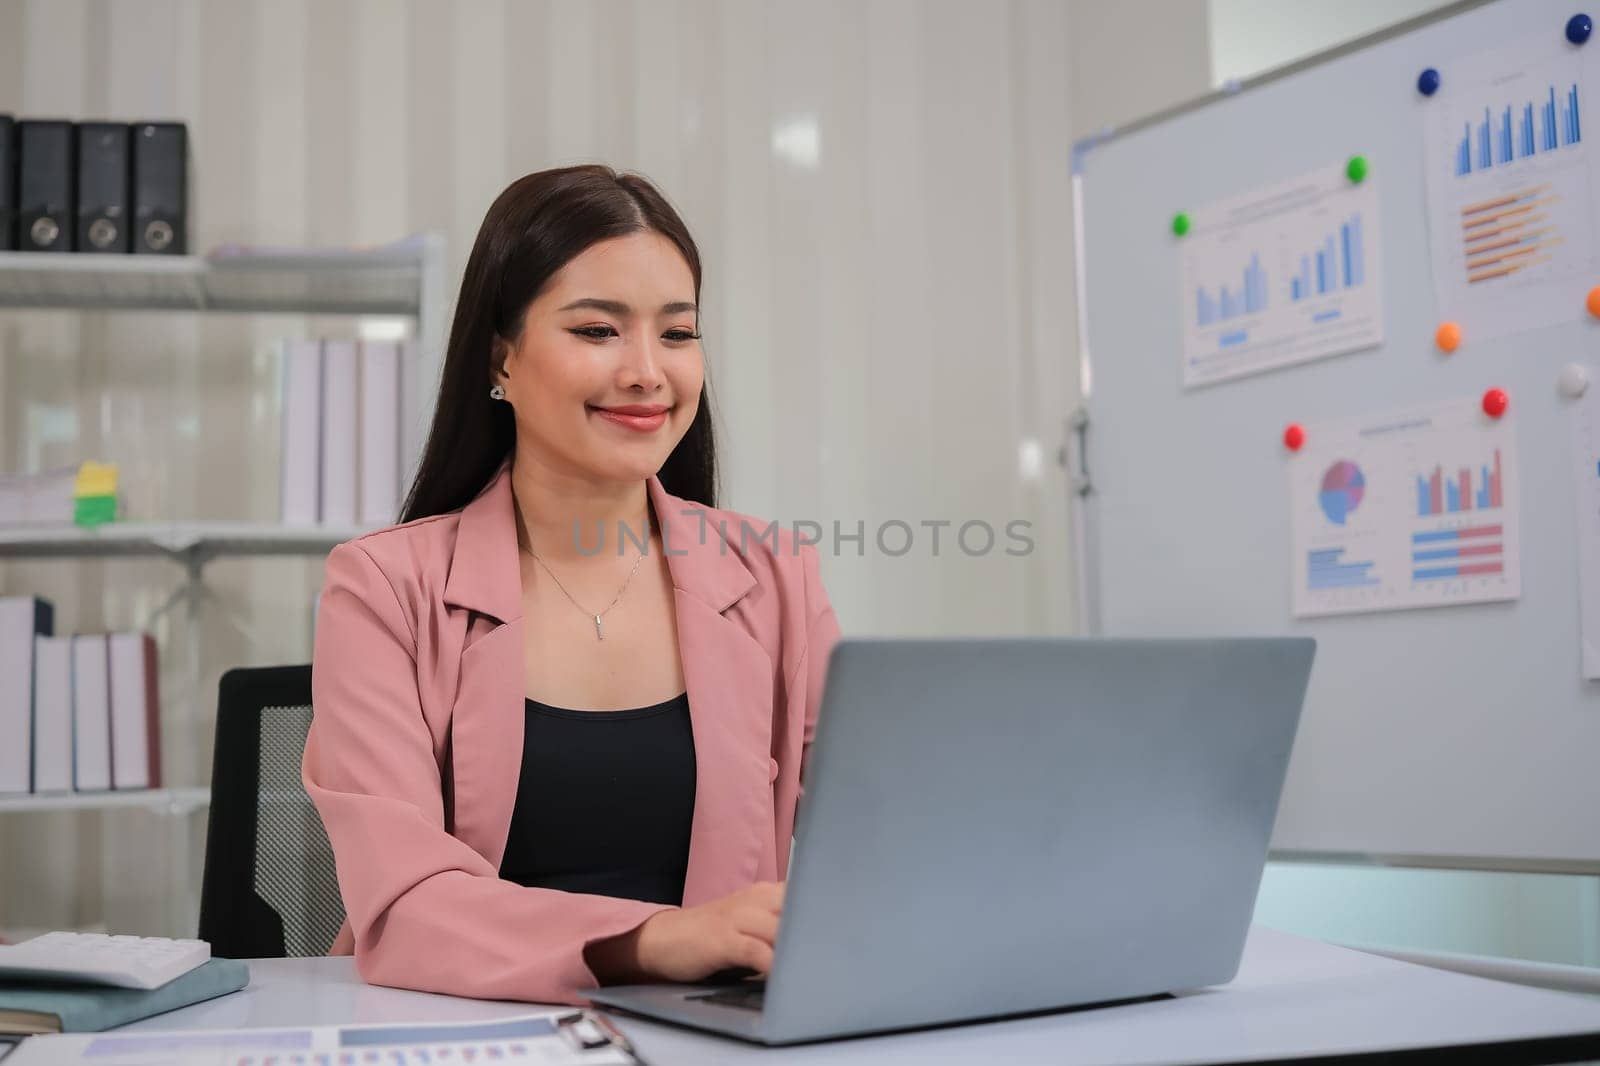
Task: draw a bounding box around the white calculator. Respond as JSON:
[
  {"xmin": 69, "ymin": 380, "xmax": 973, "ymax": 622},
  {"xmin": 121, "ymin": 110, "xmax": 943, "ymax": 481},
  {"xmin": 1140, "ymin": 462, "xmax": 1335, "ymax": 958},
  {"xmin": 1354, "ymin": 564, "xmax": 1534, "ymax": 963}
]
[{"xmin": 0, "ymin": 931, "xmax": 211, "ymax": 990}]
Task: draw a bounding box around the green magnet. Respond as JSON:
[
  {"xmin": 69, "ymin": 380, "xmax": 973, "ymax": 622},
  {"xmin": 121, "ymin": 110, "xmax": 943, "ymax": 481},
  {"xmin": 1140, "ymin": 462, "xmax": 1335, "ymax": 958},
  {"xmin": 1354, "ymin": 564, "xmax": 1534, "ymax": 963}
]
[
  {"xmin": 1171, "ymin": 212, "xmax": 1191, "ymax": 237},
  {"xmin": 1346, "ymin": 155, "xmax": 1369, "ymax": 184}
]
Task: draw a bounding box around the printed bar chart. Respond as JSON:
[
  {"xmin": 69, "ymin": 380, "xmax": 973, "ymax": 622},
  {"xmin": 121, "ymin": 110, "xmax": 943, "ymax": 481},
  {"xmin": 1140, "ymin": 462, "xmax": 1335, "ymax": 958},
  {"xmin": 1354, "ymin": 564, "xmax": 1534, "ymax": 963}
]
[
  {"xmin": 1411, "ymin": 525, "xmax": 1506, "ymax": 580},
  {"xmin": 1290, "ymin": 214, "xmax": 1366, "ymax": 301},
  {"xmin": 1196, "ymin": 252, "xmax": 1267, "ymax": 326},
  {"xmin": 1415, "ymin": 448, "xmax": 1504, "ymax": 516},
  {"xmin": 1459, "ymin": 184, "xmax": 1563, "ymax": 284},
  {"xmin": 1307, "ymin": 547, "xmax": 1379, "ymax": 589},
  {"xmin": 1454, "ymin": 82, "xmax": 1580, "ymax": 176}
]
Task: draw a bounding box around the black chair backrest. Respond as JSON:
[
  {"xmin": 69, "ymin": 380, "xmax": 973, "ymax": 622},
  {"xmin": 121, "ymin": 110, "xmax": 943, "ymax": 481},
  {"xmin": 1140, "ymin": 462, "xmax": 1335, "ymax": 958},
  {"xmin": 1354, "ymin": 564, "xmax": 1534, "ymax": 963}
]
[{"xmin": 199, "ymin": 665, "xmax": 345, "ymax": 958}]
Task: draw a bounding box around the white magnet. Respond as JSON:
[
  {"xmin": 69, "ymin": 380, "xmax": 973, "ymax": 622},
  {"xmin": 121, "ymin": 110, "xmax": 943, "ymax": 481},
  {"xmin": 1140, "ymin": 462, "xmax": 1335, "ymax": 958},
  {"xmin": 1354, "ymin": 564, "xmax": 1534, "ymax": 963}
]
[{"xmin": 1559, "ymin": 362, "xmax": 1591, "ymax": 398}]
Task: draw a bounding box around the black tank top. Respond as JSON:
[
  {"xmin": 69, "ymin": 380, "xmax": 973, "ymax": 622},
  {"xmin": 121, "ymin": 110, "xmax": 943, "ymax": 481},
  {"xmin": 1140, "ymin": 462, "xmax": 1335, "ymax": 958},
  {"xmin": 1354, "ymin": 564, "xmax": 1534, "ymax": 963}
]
[{"xmin": 498, "ymin": 692, "xmax": 696, "ymax": 905}]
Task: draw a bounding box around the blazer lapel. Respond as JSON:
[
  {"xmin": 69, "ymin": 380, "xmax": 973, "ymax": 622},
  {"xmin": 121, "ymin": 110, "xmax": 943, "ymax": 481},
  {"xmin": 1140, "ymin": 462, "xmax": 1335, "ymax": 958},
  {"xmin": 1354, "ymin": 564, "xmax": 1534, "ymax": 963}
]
[
  {"xmin": 648, "ymin": 477, "xmax": 774, "ymax": 906},
  {"xmin": 441, "ymin": 462, "xmax": 525, "ymax": 871},
  {"xmin": 439, "ymin": 464, "xmax": 772, "ymax": 902}
]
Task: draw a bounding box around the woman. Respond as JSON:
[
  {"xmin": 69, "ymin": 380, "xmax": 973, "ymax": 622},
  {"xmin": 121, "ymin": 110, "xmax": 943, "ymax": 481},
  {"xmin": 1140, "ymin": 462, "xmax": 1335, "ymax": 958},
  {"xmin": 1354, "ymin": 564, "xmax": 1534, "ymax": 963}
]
[{"xmin": 302, "ymin": 165, "xmax": 840, "ymax": 1006}]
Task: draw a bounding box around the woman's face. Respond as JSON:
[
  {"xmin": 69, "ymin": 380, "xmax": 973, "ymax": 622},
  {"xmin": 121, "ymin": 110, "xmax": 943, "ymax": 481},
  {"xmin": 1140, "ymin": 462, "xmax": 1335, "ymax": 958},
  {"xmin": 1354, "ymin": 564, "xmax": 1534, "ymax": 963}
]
[{"xmin": 496, "ymin": 231, "xmax": 703, "ymax": 485}]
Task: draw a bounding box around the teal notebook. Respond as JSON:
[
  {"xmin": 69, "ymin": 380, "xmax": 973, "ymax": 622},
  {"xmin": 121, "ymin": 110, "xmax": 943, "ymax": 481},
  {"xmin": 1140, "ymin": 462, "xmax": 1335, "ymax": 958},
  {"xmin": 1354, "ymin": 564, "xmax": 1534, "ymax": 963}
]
[{"xmin": 0, "ymin": 959, "xmax": 250, "ymax": 1035}]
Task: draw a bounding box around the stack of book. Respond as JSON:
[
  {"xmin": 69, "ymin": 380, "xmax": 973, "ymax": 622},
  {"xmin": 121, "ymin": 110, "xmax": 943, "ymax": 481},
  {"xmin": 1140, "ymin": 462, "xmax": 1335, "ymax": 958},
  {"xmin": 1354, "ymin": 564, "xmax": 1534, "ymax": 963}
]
[
  {"xmin": 280, "ymin": 338, "xmax": 415, "ymax": 529},
  {"xmin": 0, "ymin": 597, "xmax": 161, "ymax": 796}
]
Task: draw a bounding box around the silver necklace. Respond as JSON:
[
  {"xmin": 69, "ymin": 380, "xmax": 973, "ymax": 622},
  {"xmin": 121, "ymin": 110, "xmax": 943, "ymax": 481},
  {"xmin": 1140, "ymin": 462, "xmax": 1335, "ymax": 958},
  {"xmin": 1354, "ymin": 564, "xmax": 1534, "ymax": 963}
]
[{"xmin": 525, "ymin": 537, "xmax": 647, "ymax": 641}]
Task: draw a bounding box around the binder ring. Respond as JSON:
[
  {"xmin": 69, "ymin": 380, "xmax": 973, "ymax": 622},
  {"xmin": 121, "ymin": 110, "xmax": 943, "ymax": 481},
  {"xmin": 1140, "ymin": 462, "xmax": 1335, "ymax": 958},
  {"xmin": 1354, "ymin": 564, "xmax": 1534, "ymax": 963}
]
[
  {"xmin": 30, "ymin": 216, "xmax": 59, "ymax": 247},
  {"xmin": 144, "ymin": 220, "xmax": 174, "ymax": 251},
  {"xmin": 88, "ymin": 219, "xmax": 119, "ymax": 249}
]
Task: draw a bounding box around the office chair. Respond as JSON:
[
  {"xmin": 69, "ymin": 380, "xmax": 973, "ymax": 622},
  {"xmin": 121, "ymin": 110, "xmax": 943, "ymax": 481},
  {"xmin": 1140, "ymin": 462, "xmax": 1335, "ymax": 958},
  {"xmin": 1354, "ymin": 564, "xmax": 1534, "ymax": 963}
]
[{"xmin": 199, "ymin": 664, "xmax": 346, "ymax": 958}]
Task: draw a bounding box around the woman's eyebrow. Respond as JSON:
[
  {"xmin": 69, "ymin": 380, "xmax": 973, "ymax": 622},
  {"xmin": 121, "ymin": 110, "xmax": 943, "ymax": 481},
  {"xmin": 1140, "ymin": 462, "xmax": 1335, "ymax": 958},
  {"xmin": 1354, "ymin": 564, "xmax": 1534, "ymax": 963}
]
[{"xmin": 557, "ymin": 298, "xmax": 698, "ymax": 316}]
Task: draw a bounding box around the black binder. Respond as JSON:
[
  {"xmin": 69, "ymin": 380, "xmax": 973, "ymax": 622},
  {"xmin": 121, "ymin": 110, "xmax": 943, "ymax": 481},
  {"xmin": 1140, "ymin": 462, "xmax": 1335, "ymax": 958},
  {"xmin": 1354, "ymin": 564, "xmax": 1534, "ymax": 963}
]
[
  {"xmin": 17, "ymin": 119, "xmax": 74, "ymax": 253},
  {"xmin": 132, "ymin": 122, "xmax": 186, "ymax": 255},
  {"xmin": 0, "ymin": 114, "xmax": 15, "ymax": 251},
  {"xmin": 76, "ymin": 122, "xmax": 132, "ymax": 254}
]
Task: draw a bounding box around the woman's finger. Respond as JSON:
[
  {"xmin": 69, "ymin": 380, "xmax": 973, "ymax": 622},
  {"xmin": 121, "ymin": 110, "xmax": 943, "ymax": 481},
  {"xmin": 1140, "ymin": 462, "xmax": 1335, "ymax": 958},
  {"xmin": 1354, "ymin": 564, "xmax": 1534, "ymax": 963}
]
[
  {"xmin": 736, "ymin": 934, "xmax": 775, "ymax": 975},
  {"xmin": 735, "ymin": 907, "xmax": 780, "ymax": 946},
  {"xmin": 750, "ymin": 881, "xmax": 786, "ymax": 913}
]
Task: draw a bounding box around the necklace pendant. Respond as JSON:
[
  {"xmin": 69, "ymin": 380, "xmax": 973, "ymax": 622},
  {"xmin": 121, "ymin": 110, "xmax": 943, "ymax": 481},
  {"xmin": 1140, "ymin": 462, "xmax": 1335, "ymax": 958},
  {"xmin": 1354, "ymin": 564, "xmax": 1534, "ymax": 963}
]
[{"xmin": 594, "ymin": 614, "xmax": 605, "ymax": 641}]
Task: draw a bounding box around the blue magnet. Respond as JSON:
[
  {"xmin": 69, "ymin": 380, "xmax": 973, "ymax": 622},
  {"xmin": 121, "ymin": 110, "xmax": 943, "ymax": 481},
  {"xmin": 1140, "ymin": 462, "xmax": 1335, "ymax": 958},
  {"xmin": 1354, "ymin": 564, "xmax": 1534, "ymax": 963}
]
[
  {"xmin": 1417, "ymin": 67, "xmax": 1441, "ymax": 96},
  {"xmin": 1567, "ymin": 12, "xmax": 1592, "ymax": 44}
]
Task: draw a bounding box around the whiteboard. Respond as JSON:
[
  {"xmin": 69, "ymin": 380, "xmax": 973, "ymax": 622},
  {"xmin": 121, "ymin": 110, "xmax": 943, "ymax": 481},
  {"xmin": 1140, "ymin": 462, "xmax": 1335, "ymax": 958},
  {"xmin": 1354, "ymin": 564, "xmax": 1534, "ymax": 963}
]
[{"xmin": 1075, "ymin": 0, "xmax": 1600, "ymax": 867}]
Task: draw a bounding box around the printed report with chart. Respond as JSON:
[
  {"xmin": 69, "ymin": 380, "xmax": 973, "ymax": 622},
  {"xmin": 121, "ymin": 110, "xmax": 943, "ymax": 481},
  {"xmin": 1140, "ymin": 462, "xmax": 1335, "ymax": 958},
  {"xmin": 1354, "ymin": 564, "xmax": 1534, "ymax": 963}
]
[
  {"xmin": 1288, "ymin": 396, "xmax": 1522, "ymax": 619},
  {"xmin": 1177, "ymin": 161, "xmax": 1386, "ymax": 388},
  {"xmin": 1423, "ymin": 28, "xmax": 1600, "ymax": 340}
]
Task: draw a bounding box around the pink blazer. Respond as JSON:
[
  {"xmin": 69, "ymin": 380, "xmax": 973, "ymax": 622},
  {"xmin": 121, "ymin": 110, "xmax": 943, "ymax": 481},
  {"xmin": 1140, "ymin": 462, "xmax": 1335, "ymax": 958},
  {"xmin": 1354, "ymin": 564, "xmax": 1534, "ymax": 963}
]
[{"xmin": 302, "ymin": 461, "xmax": 840, "ymax": 1005}]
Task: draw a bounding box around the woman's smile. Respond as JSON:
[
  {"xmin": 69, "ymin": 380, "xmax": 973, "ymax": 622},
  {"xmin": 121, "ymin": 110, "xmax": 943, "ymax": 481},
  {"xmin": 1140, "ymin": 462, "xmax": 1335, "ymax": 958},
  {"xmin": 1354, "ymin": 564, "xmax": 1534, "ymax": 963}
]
[{"xmin": 588, "ymin": 402, "xmax": 672, "ymax": 432}]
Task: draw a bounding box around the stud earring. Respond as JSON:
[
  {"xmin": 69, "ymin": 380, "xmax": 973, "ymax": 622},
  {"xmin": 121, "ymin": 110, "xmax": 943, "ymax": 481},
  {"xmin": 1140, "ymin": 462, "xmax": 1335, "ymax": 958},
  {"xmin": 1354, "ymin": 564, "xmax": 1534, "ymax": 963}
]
[{"xmin": 489, "ymin": 384, "xmax": 506, "ymax": 401}]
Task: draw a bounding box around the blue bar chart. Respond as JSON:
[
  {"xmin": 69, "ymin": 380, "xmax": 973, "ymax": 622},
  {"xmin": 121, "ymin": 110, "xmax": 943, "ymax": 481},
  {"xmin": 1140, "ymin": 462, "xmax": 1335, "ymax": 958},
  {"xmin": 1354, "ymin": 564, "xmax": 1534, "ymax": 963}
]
[
  {"xmin": 1290, "ymin": 215, "xmax": 1365, "ymax": 301},
  {"xmin": 1454, "ymin": 83, "xmax": 1580, "ymax": 176},
  {"xmin": 1195, "ymin": 252, "xmax": 1267, "ymax": 326},
  {"xmin": 1307, "ymin": 547, "xmax": 1379, "ymax": 590}
]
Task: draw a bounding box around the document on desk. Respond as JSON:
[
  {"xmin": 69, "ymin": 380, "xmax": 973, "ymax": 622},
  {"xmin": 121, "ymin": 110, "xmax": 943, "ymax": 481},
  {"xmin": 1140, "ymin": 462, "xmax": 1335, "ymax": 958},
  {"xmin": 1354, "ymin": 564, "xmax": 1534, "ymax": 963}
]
[{"xmin": 0, "ymin": 1012, "xmax": 640, "ymax": 1065}]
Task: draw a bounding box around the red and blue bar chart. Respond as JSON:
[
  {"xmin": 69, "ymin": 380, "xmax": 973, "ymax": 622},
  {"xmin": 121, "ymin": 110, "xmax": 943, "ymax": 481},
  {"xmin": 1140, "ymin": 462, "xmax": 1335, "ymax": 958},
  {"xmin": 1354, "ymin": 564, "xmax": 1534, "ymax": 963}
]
[
  {"xmin": 1411, "ymin": 525, "xmax": 1505, "ymax": 581},
  {"xmin": 1415, "ymin": 449, "xmax": 1504, "ymax": 516}
]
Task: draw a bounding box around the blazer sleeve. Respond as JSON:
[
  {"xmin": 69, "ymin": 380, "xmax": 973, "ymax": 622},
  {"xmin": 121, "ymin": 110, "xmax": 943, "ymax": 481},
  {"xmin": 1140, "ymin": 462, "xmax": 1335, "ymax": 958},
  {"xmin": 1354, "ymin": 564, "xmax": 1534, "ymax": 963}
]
[
  {"xmin": 302, "ymin": 541, "xmax": 673, "ymax": 1006},
  {"xmin": 797, "ymin": 541, "xmax": 842, "ymax": 791}
]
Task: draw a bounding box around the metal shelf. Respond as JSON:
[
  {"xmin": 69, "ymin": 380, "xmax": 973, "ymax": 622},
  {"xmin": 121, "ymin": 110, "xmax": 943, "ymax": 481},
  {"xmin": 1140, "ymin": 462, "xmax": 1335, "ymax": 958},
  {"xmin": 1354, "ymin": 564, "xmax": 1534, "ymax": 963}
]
[
  {"xmin": 0, "ymin": 243, "xmax": 426, "ymax": 316},
  {"xmin": 0, "ymin": 521, "xmax": 371, "ymax": 563},
  {"xmin": 0, "ymin": 788, "xmax": 210, "ymax": 815}
]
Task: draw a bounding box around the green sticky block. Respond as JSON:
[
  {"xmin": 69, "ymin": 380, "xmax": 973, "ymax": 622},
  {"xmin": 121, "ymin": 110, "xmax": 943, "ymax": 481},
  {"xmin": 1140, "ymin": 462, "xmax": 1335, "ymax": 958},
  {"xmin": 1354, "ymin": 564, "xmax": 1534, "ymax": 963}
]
[
  {"xmin": 1171, "ymin": 212, "xmax": 1191, "ymax": 237},
  {"xmin": 1346, "ymin": 155, "xmax": 1369, "ymax": 184},
  {"xmin": 73, "ymin": 494, "xmax": 117, "ymax": 528}
]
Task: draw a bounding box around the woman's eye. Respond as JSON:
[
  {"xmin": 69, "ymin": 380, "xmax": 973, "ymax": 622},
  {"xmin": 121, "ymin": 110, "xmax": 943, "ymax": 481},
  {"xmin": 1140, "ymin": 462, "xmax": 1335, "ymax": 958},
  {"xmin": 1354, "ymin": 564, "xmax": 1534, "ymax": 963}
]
[{"xmin": 571, "ymin": 325, "xmax": 699, "ymax": 342}]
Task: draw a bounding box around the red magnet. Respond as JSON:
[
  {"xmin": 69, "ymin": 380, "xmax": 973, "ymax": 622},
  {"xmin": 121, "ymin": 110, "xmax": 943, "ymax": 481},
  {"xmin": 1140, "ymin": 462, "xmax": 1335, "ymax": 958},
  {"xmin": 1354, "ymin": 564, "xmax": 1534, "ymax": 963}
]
[
  {"xmin": 1283, "ymin": 423, "xmax": 1306, "ymax": 451},
  {"xmin": 1481, "ymin": 387, "xmax": 1509, "ymax": 418}
]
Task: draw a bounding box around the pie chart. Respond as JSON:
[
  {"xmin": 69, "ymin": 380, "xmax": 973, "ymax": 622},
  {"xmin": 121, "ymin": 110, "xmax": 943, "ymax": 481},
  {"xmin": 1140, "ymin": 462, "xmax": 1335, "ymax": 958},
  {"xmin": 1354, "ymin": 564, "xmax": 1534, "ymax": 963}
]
[{"xmin": 1319, "ymin": 460, "xmax": 1365, "ymax": 525}]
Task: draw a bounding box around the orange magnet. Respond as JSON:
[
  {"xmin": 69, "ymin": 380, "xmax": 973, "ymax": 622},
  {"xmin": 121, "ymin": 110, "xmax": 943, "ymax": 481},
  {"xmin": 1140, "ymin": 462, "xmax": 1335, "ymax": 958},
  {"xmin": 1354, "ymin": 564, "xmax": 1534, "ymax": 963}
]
[
  {"xmin": 1435, "ymin": 321, "xmax": 1462, "ymax": 352},
  {"xmin": 1587, "ymin": 286, "xmax": 1600, "ymax": 318}
]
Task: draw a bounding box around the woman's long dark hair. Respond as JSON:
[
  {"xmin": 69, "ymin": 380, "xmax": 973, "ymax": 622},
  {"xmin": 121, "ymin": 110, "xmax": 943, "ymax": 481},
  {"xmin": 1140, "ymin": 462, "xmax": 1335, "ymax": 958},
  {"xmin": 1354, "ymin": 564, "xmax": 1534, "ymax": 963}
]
[{"xmin": 400, "ymin": 165, "xmax": 718, "ymax": 524}]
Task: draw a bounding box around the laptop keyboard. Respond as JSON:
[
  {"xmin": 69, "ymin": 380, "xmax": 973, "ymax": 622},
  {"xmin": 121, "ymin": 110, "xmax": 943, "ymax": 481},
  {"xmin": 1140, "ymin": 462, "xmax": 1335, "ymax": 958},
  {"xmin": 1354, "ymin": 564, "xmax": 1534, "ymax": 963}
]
[{"xmin": 689, "ymin": 982, "xmax": 767, "ymax": 1011}]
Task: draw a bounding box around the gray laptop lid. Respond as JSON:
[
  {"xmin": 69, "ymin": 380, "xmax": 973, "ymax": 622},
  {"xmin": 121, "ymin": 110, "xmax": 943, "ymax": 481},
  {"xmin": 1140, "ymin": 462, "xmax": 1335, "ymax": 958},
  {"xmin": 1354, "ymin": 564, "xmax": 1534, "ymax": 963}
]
[{"xmin": 755, "ymin": 637, "xmax": 1315, "ymax": 1043}]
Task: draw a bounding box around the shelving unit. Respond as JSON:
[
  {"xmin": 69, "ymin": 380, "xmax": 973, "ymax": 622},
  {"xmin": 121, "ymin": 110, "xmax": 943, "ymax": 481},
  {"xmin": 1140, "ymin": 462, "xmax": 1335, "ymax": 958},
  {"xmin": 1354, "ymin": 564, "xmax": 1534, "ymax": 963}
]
[
  {"xmin": 0, "ymin": 522, "xmax": 368, "ymax": 562},
  {"xmin": 0, "ymin": 235, "xmax": 447, "ymax": 938},
  {"xmin": 0, "ymin": 244, "xmax": 429, "ymax": 315},
  {"xmin": 0, "ymin": 789, "xmax": 210, "ymax": 815}
]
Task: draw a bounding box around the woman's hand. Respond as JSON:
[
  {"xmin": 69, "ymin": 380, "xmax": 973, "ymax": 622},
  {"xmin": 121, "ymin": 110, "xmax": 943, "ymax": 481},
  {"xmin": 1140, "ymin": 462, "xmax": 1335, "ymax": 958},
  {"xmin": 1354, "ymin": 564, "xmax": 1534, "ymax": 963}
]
[{"xmin": 586, "ymin": 882, "xmax": 785, "ymax": 985}]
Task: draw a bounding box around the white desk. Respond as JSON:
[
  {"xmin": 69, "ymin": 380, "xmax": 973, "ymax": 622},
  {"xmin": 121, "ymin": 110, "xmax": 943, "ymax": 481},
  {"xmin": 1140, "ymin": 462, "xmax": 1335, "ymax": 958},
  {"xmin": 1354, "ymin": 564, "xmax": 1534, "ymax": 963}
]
[{"xmin": 113, "ymin": 927, "xmax": 1600, "ymax": 1064}]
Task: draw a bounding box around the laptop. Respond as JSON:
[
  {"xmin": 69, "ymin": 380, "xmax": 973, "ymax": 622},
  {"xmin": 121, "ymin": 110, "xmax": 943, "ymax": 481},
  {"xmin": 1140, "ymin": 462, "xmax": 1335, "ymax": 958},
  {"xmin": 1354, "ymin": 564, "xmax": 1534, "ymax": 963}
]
[{"xmin": 589, "ymin": 636, "xmax": 1315, "ymax": 1045}]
